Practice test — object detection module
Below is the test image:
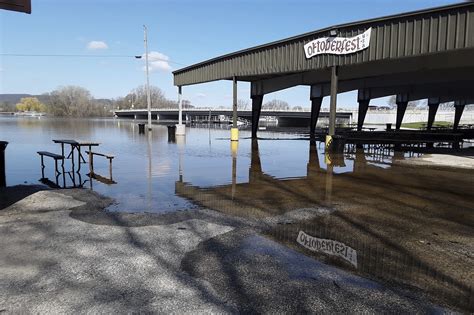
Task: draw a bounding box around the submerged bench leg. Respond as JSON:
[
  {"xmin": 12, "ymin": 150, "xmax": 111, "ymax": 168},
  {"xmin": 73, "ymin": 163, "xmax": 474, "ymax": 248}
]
[
  {"xmin": 108, "ymin": 158, "xmax": 113, "ymax": 180},
  {"xmin": 40, "ymin": 155, "xmax": 45, "ymax": 179},
  {"xmin": 55, "ymin": 159, "xmax": 60, "ymax": 176},
  {"xmin": 89, "ymin": 152, "xmax": 94, "ymax": 174}
]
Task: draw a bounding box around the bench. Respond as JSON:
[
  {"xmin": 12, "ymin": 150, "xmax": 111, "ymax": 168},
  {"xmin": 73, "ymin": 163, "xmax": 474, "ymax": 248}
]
[
  {"xmin": 37, "ymin": 151, "xmax": 65, "ymax": 178},
  {"xmin": 86, "ymin": 151, "xmax": 115, "ymax": 180}
]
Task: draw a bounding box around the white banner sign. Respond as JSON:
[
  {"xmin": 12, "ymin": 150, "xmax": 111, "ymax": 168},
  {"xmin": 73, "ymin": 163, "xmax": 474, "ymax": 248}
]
[
  {"xmin": 296, "ymin": 230, "xmax": 358, "ymax": 267},
  {"xmin": 304, "ymin": 28, "xmax": 372, "ymax": 58}
]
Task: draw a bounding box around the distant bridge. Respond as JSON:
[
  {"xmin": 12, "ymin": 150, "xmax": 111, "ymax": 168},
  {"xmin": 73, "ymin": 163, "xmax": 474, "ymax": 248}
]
[{"xmin": 114, "ymin": 108, "xmax": 353, "ymax": 126}]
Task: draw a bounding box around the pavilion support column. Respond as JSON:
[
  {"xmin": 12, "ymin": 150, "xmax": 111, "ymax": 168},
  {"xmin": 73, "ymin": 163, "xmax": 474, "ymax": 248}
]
[
  {"xmin": 453, "ymin": 100, "xmax": 466, "ymax": 130},
  {"xmin": 251, "ymin": 95, "xmax": 263, "ymax": 139},
  {"xmin": 176, "ymin": 86, "xmax": 185, "ymax": 136},
  {"xmin": 395, "ymin": 93, "xmax": 409, "ymax": 130},
  {"xmin": 427, "ymin": 97, "xmax": 440, "ymax": 131},
  {"xmin": 357, "ymin": 89, "xmax": 371, "ymax": 131},
  {"xmin": 309, "ymin": 85, "xmax": 323, "ymax": 138},
  {"xmin": 328, "ymin": 66, "xmax": 338, "ymax": 137},
  {"xmin": 231, "ymin": 76, "xmax": 239, "ymax": 141}
]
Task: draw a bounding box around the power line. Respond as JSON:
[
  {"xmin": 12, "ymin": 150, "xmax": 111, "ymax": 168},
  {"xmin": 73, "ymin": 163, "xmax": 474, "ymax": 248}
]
[{"xmin": 0, "ymin": 53, "xmax": 186, "ymax": 66}]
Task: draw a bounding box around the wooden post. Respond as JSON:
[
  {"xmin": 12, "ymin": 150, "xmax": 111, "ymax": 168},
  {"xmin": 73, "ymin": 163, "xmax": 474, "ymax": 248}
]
[
  {"xmin": 109, "ymin": 158, "xmax": 113, "ymax": 180},
  {"xmin": 328, "ymin": 66, "xmax": 338, "ymax": 136},
  {"xmin": 41, "ymin": 155, "xmax": 45, "ymax": 178},
  {"xmin": 89, "ymin": 152, "xmax": 94, "ymax": 174}
]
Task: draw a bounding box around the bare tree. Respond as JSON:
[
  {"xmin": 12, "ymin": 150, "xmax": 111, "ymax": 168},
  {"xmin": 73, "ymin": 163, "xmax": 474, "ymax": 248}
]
[
  {"xmin": 387, "ymin": 96, "xmax": 424, "ymax": 109},
  {"xmin": 46, "ymin": 86, "xmax": 93, "ymax": 117},
  {"xmin": 237, "ymin": 99, "xmax": 249, "ymax": 110},
  {"xmin": 440, "ymin": 101, "xmax": 455, "ymax": 110},
  {"xmin": 124, "ymin": 85, "xmax": 177, "ymax": 109},
  {"xmin": 262, "ymin": 99, "xmax": 289, "ymax": 110},
  {"xmin": 387, "ymin": 95, "xmax": 397, "ymax": 109},
  {"xmin": 45, "ymin": 86, "xmax": 113, "ymax": 117}
]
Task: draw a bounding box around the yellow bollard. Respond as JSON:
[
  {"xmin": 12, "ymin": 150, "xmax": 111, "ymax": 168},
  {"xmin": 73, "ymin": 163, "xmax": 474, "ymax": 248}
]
[
  {"xmin": 325, "ymin": 135, "xmax": 333, "ymax": 165},
  {"xmin": 231, "ymin": 140, "xmax": 239, "ymax": 157},
  {"xmin": 231, "ymin": 128, "xmax": 239, "ymax": 141},
  {"xmin": 325, "ymin": 135, "xmax": 333, "ymax": 150}
]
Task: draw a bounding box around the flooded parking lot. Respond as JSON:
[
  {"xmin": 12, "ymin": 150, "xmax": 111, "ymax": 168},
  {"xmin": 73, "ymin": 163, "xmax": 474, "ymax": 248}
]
[{"xmin": 1, "ymin": 116, "xmax": 473, "ymax": 311}]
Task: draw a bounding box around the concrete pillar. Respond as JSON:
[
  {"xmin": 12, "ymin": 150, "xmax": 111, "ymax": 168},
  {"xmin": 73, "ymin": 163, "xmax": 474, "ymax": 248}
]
[
  {"xmin": 357, "ymin": 89, "xmax": 371, "ymax": 131},
  {"xmin": 328, "ymin": 66, "xmax": 338, "ymax": 137},
  {"xmin": 310, "ymin": 85, "xmax": 323, "ymax": 138},
  {"xmin": 453, "ymin": 100, "xmax": 466, "ymax": 130},
  {"xmin": 395, "ymin": 94, "xmax": 409, "ymax": 130},
  {"xmin": 251, "ymin": 95, "xmax": 263, "ymax": 139},
  {"xmin": 427, "ymin": 97, "xmax": 440, "ymax": 131}
]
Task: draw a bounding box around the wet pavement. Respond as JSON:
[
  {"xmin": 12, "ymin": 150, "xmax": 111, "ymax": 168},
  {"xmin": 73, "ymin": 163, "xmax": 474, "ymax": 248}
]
[{"xmin": 0, "ymin": 189, "xmax": 450, "ymax": 313}]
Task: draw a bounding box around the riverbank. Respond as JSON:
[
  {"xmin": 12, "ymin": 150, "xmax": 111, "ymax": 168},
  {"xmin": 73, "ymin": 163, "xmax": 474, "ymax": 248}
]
[{"xmin": 0, "ymin": 186, "xmax": 450, "ymax": 313}]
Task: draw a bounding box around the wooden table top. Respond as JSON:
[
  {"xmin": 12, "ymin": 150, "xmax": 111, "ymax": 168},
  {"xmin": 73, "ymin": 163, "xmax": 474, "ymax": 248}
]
[{"xmin": 53, "ymin": 139, "xmax": 100, "ymax": 146}]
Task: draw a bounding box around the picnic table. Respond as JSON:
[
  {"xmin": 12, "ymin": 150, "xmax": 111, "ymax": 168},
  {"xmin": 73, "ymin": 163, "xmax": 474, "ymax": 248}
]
[{"xmin": 53, "ymin": 139, "xmax": 100, "ymax": 172}]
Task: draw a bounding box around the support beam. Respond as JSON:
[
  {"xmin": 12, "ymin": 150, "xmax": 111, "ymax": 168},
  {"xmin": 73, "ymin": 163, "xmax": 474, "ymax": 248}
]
[
  {"xmin": 176, "ymin": 86, "xmax": 185, "ymax": 135},
  {"xmin": 310, "ymin": 85, "xmax": 323, "ymax": 137},
  {"xmin": 251, "ymin": 95, "xmax": 263, "ymax": 139},
  {"xmin": 231, "ymin": 77, "xmax": 239, "ymax": 141},
  {"xmin": 395, "ymin": 94, "xmax": 409, "ymax": 130},
  {"xmin": 453, "ymin": 100, "xmax": 466, "ymax": 130},
  {"xmin": 357, "ymin": 89, "xmax": 371, "ymax": 131},
  {"xmin": 232, "ymin": 77, "xmax": 237, "ymax": 128},
  {"xmin": 328, "ymin": 66, "xmax": 338, "ymax": 136},
  {"xmin": 427, "ymin": 97, "xmax": 440, "ymax": 130},
  {"xmin": 310, "ymin": 98, "xmax": 323, "ymax": 137}
]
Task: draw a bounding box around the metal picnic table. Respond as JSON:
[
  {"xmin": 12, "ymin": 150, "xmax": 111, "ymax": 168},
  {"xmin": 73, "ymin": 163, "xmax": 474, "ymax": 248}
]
[{"xmin": 52, "ymin": 139, "xmax": 100, "ymax": 172}]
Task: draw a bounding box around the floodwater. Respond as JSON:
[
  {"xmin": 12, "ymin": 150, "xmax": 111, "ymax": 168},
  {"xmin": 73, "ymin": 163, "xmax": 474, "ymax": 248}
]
[{"xmin": 1, "ymin": 116, "xmax": 473, "ymax": 311}]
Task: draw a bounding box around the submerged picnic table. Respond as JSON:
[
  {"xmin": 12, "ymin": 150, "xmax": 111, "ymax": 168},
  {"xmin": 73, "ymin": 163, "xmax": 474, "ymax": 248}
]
[{"xmin": 53, "ymin": 139, "xmax": 100, "ymax": 172}]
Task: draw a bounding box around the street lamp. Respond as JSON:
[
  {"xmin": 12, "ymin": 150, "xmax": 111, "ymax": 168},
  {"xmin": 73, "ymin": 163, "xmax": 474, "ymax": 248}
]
[
  {"xmin": 135, "ymin": 27, "xmax": 152, "ymax": 130},
  {"xmin": 143, "ymin": 25, "xmax": 152, "ymax": 131}
]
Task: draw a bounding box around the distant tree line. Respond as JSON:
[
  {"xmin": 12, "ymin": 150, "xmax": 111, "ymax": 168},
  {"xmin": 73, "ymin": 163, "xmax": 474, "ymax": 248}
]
[
  {"xmin": 114, "ymin": 85, "xmax": 180, "ymax": 110},
  {"xmin": 2, "ymin": 85, "xmax": 181, "ymax": 117}
]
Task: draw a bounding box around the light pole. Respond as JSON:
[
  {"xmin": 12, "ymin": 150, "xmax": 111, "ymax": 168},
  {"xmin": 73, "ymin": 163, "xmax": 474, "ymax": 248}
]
[{"xmin": 143, "ymin": 25, "xmax": 152, "ymax": 131}]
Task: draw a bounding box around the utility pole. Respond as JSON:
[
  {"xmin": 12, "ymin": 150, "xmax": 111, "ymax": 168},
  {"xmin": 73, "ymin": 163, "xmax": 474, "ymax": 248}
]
[{"xmin": 144, "ymin": 25, "xmax": 152, "ymax": 131}]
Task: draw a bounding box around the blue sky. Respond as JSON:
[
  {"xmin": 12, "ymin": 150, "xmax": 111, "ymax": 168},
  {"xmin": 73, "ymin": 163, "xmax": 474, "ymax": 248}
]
[{"xmin": 0, "ymin": 0, "xmax": 459, "ymax": 108}]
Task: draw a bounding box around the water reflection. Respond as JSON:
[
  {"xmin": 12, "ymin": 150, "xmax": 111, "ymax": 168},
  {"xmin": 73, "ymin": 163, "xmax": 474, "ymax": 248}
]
[{"xmin": 176, "ymin": 139, "xmax": 474, "ymax": 311}]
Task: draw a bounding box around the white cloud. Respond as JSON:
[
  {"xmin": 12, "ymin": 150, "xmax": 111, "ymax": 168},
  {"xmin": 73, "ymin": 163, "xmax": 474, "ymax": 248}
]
[
  {"xmin": 196, "ymin": 93, "xmax": 206, "ymax": 98},
  {"xmin": 87, "ymin": 41, "xmax": 108, "ymax": 50},
  {"xmin": 142, "ymin": 51, "xmax": 172, "ymax": 72}
]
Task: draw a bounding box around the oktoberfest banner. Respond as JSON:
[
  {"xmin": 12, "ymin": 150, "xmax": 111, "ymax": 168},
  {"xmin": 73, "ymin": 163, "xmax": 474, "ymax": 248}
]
[{"xmin": 304, "ymin": 28, "xmax": 372, "ymax": 58}]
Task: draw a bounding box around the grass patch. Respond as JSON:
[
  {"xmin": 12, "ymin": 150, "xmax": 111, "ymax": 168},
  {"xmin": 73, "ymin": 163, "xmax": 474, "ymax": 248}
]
[{"xmin": 401, "ymin": 121, "xmax": 452, "ymax": 129}]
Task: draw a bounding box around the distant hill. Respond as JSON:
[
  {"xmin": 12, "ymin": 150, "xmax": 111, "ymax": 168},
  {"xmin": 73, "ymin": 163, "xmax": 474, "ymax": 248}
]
[
  {"xmin": 0, "ymin": 94, "xmax": 53, "ymax": 104},
  {"xmin": 0, "ymin": 94, "xmax": 33, "ymax": 103}
]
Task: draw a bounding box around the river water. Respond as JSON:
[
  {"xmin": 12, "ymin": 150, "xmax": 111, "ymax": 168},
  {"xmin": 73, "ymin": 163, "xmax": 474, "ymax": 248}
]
[
  {"xmin": 1, "ymin": 116, "xmax": 343, "ymax": 212},
  {"xmin": 1, "ymin": 116, "xmax": 473, "ymax": 311}
]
